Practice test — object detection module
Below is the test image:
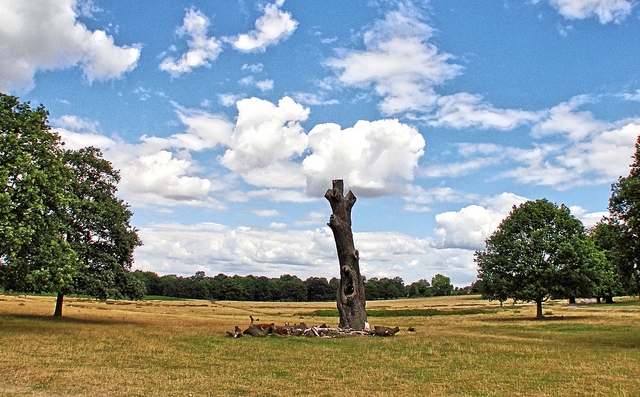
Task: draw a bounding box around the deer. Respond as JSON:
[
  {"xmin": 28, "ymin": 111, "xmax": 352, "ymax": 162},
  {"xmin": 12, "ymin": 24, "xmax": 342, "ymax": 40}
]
[
  {"xmin": 226, "ymin": 325, "xmax": 243, "ymax": 338},
  {"xmin": 243, "ymin": 323, "xmax": 276, "ymax": 337},
  {"xmin": 273, "ymin": 322, "xmax": 293, "ymax": 335},
  {"xmin": 373, "ymin": 325, "xmax": 400, "ymax": 336},
  {"xmin": 249, "ymin": 315, "xmax": 273, "ymax": 331}
]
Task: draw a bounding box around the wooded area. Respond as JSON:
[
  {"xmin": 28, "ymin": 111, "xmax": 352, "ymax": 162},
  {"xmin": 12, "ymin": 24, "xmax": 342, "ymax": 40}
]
[{"xmin": 131, "ymin": 270, "xmax": 464, "ymax": 302}]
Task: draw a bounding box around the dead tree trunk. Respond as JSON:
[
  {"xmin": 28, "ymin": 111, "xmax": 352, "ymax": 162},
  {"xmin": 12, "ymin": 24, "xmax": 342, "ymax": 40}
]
[{"xmin": 325, "ymin": 180, "xmax": 367, "ymax": 331}]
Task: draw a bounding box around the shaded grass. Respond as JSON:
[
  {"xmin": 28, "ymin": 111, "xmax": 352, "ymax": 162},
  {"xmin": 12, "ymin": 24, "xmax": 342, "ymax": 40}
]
[
  {"xmin": 1, "ymin": 295, "xmax": 640, "ymax": 396},
  {"xmin": 313, "ymin": 307, "xmax": 496, "ymax": 317}
]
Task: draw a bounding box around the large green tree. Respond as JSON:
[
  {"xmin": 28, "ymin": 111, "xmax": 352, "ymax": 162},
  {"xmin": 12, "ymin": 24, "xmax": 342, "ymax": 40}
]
[
  {"xmin": 0, "ymin": 93, "xmax": 142, "ymax": 316},
  {"xmin": 476, "ymin": 199, "xmax": 605, "ymax": 318},
  {"xmin": 607, "ymin": 135, "xmax": 640, "ymax": 295}
]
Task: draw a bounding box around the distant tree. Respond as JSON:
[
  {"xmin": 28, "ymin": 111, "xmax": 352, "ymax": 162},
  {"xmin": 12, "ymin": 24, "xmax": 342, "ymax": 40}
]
[
  {"xmin": 410, "ymin": 279, "xmax": 431, "ymax": 297},
  {"xmin": 608, "ymin": 136, "xmax": 640, "ymax": 295},
  {"xmin": 275, "ymin": 274, "xmax": 307, "ymax": 302},
  {"xmin": 253, "ymin": 276, "xmax": 275, "ymax": 301},
  {"xmin": 470, "ymin": 280, "xmax": 485, "ymax": 295},
  {"xmin": 431, "ymin": 274, "xmax": 453, "ymax": 296},
  {"xmin": 329, "ymin": 277, "xmax": 340, "ymax": 298},
  {"xmin": 222, "ymin": 275, "xmax": 254, "ymax": 301},
  {"xmin": 159, "ymin": 275, "xmax": 183, "ymax": 298},
  {"xmin": 208, "ymin": 273, "xmax": 228, "ymax": 300},
  {"xmin": 364, "ymin": 277, "xmax": 381, "ymax": 300},
  {"xmin": 305, "ymin": 277, "xmax": 332, "ymax": 301},
  {"xmin": 476, "ymin": 199, "xmax": 604, "ymax": 318},
  {"xmin": 184, "ymin": 276, "xmax": 210, "ymax": 300},
  {"xmin": 132, "ymin": 270, "xmax": 163, "ymax": 296}
]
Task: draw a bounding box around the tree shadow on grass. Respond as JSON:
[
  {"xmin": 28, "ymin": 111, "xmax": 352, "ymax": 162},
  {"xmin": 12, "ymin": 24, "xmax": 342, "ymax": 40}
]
[
  {"xmin": 476, "ymin": 315, "xmax": 592, "ymax": 323},
  {"xmin": 0, "ymin": 313, "xmax": 141, "ymax": 327}
]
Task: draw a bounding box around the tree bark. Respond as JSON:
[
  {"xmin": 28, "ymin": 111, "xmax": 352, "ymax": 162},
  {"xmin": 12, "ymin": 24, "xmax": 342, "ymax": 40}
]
[
  {"xmin": 535, "ymin": 299, "xmax": 544, "ymax": 319},
  {"xmin": 54, "ymin": 292, "xmax": 64, "ymax": 317},
  {"xmin": 325, "ymin": 180, "xmax": 367, "ymax": 331}
]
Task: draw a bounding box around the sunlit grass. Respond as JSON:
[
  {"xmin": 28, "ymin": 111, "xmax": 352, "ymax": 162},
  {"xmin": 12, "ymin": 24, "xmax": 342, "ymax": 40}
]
[{"xmin": 1, "ymin": 294, "xmax": 639, "ymax": 396}]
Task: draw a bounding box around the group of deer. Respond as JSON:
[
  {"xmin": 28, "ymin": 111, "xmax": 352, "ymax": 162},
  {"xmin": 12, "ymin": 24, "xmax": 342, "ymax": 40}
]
[
  {"xmin": 226, "ymin": 316, "xmax": 312, "ymax": 338},
  {"xmin": 227, "ymin": 316, "xmax": 401, "ymax": 338}
]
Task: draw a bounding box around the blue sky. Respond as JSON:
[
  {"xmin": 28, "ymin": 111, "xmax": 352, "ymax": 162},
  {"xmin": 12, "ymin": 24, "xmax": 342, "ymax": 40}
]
[{"xmin": 2, "ymin": 0, "xmax": 639, "ymax": 286}]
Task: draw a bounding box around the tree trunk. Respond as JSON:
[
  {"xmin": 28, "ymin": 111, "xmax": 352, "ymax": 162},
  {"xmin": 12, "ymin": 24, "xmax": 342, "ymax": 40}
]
[
  {"xmin": 535, "ymin": 298, "xmax": 544, "ymax": 319},
  {"xmin": 325, "ymin": 180, "xmax": 367, "ymax": 331},
  {"xmin": 605, "ymin": 296, "xmax": 614, "ymax": 304},
  {"xmin": 54, "ymin": 292, "xmax": 64, "ymax": 317},
  {"xmin": 568, "ymin": 297, "xmax": 576, "ymax": 304}
]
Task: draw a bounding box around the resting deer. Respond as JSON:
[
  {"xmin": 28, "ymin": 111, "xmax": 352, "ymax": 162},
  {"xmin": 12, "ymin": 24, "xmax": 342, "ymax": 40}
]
[
  {"xmin": 373, "ymin": 325, "xmax": 400, "ymax": 336},
  {"xmin": 273, "ymin": 322, "xmax": 293, "ymax": 335},
  {"xmin": 249, "ymin": 315, "xmax": 272, "ymax": 331},
  {"xmin": 243, "ymin": 323, "xmax": 276, "ymax": 337},
  {"xmin": 291, "ymin": 322, "xmax": 307, "ymax": 336},
  {"xmin": 226, "ymin": 325, "xmax": 243, "ymax": 338}
]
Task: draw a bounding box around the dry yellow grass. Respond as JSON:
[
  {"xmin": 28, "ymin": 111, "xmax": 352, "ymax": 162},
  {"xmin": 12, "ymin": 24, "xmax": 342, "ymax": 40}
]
[{"xmin": 1, "ymin": 294, "xmax": 639, "ymax": 396}]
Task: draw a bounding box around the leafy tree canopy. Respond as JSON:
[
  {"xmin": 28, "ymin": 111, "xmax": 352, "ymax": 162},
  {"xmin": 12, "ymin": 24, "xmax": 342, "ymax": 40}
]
[
  {"xmin": 0, "ymin": 93, "xmax": 142, "ymax": 315},
  {"xmin": 607, "ymin": 135, "xmax": 640, "ymax": 294},
  {"xmin": 476, "ymin": 199, "xmax": 607, "ymax": 318}
]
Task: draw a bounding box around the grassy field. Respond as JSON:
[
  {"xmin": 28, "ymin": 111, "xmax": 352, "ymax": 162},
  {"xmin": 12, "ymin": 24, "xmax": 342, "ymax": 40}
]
[{"xmin": 1, "ymin": 294, "xmax": 639, "ymax": 397}]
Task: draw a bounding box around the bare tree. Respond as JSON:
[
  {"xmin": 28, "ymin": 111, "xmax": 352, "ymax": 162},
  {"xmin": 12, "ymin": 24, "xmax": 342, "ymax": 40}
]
[{"xmin": 325, "ymin": 180, "xmax": 367, "ymax": 330}]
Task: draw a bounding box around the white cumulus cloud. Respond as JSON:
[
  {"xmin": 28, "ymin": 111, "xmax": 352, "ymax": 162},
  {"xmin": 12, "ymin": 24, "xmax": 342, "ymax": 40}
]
[
  {"xmin": 159, "ymin": 8, "xmax": 222, "ymax": 77},
  {"xmin": 220, "ymin": 96, "xmax": 310, "ymax": 188},
  {"xmin": 0, "ymin": 0, "xmax": 140, "ymax": 93},
  {"xmin": 229, "ymin": 0, "xmax": 298, "ymax": 52},
  {"xmin": 435, "ymin": 193, "xmax": 529, "ymax": 250},
  {"xmin": 303, "ymin": 119, "xmax": 425, "ymax": 197},
  {"xmin": 327, "ymin": 7, "xmax": 461, "ymax": 116}
]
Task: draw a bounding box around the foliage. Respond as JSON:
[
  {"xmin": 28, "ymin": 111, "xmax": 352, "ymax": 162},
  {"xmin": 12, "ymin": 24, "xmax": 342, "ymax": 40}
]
[
  {"xmin": 0, "ymin": 93, "xmax": 81, "ymax": 296},
  {"xmin": 431, "ymin": 274, "xmax": 454, "ymax": 296},
  {"xmin": 0, "ymin": 93, "xmax": 142, "ymax": 312},
  {"xmin": 364, "ymin": 276, "xmax": 406, "ymax": 299},
  {"xmin": 407, "ymin": 279, "xmax": 431, "ymax": 297},
  {"xmin": 476, "ymin": 199, "xmax": 607, "ymax": 317},
  {"xmin": 63, "ymin": 147, "xmax": 142, "ymax": 300},
  {"xmin": 133, "ymin": 271, "xmax": 467, "ymax": 302},
  {"xmin": 607, "ymin": 135, "xmax": 640, "ymax": 295},
  {"xmin": 305, "ymin": 276, "xmax": 333, "ymax": 301}
]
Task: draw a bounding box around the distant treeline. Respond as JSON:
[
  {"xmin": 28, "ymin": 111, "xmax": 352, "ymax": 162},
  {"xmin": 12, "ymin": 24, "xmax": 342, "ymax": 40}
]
[{"xmin": 132, "ymin": 271, "xmax": 474, "ymax": 302}]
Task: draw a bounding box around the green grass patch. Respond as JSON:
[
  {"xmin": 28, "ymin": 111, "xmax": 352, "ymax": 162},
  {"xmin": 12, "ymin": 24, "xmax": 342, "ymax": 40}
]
[
  {"xmin": 312, "ymin": 307, "xmax": 496, "ymax": 317},
  {"xmin": 141, "ymin": 295, "xmax": 186, "ymax": 301}
]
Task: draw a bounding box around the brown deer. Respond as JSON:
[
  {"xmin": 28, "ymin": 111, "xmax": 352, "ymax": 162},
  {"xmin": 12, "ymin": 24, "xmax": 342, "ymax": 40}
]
[
  {"xmin": 273, "ymin": 322, "xmax": 293, "ymax": 335},
  {"xmin": 249, "ymin": 315, "xmax": 272, "ymax": 331},
  {"xmin": 373, "ymin": 325, "xmax": 400, "ymax": 336},
  {"xmin": 226, "ymin": 325, "xmax": 243, "ymax": 338},
  {"xmin": 243, "ymin": 323, "xmax": 276, "ymax": 337}
]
